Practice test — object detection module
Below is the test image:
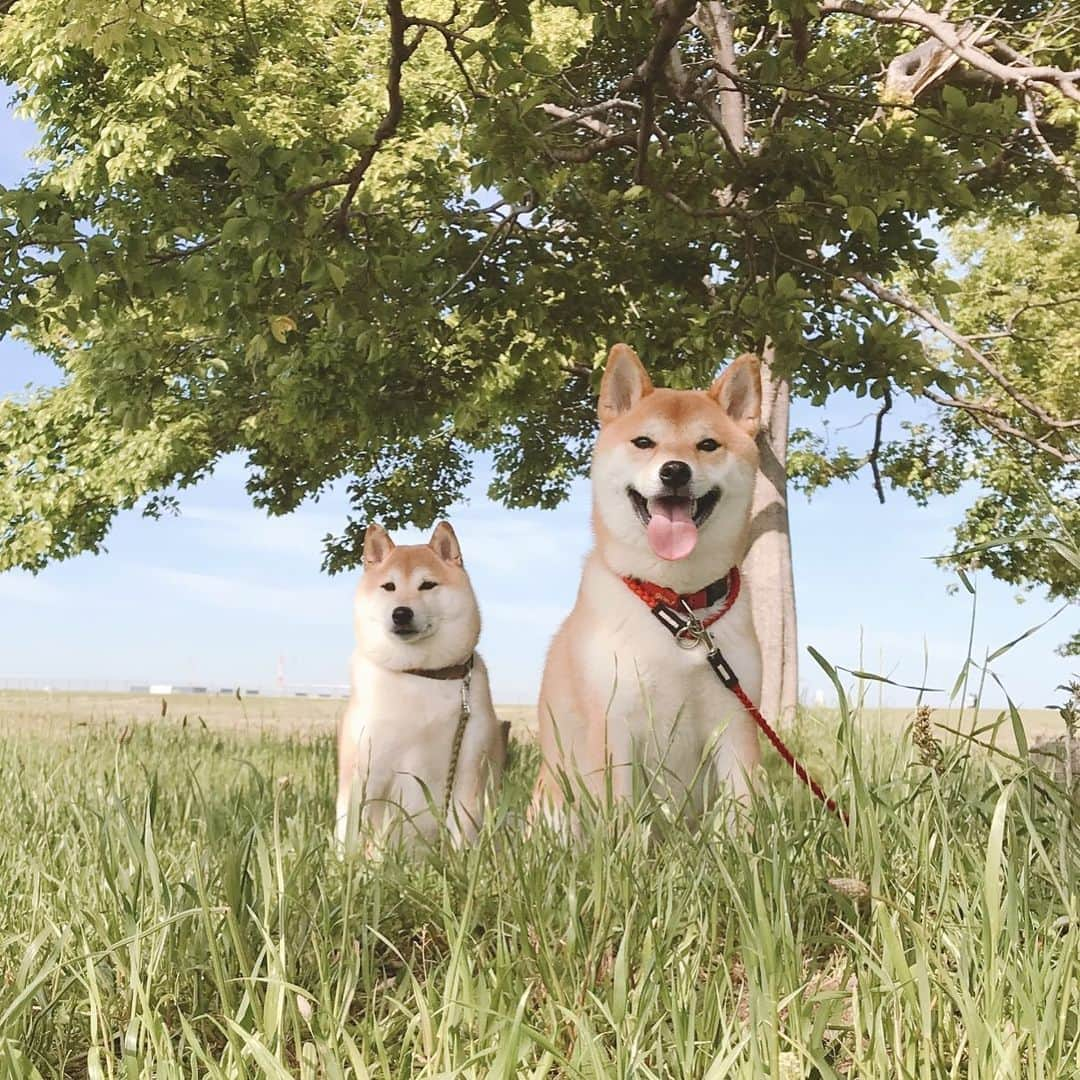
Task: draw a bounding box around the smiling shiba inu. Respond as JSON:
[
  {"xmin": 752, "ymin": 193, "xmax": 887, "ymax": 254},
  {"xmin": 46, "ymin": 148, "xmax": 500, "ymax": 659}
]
[
  {"xmin": 336, "ymin": 522, "xmax": 505, "ymax": 850},
  {"xmin": 534, "ymin": 344, "xmax": 764, "ymax": 822}
]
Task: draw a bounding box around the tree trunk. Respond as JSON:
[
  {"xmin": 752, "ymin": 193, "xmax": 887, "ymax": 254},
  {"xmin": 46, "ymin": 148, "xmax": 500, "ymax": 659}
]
[
  {"xmin": 692, "ymin": 7, "xmax": 798, "ymax": 723},
  {"xmin": 744, "ymin": 349, "xmax": 798, "ymax": 724}
]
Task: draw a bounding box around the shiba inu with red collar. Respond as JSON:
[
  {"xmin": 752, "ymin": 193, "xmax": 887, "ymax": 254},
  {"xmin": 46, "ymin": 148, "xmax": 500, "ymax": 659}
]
[
  {"xmin": 336, "ymin": 522, "xmax": 505, "ymax": 849},
  {"xmin": 534, "ymin": 345, "xmax": 764, "ymax": 822}
]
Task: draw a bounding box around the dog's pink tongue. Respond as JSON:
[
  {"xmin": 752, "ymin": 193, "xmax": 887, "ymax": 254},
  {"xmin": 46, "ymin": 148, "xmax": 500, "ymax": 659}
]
[{"xmin": 647, "ymin": 498, "xmax": 698, "ymax": 560}]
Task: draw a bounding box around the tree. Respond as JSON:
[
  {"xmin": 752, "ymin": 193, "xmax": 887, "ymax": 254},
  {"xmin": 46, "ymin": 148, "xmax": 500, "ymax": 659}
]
[
  {"xmin": 790, "ymin": 211, "xmax": 1080, "ymax": 656},
  {"xmin": 1, "ymin": 0, "xmax": 1077, "ymax": 719},
  {"xmin": 896, "ymin": 214, "xmax": 1078, "ymax": 656}
]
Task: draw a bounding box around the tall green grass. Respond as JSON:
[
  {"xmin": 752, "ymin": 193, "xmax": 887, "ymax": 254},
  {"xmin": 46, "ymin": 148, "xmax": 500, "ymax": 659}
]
[{"xmin": 0, "ymin": 671, "xmax": 1077, "ymax": 1078}]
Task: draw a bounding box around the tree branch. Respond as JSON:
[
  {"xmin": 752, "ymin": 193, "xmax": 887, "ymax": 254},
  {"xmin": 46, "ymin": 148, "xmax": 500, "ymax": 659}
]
[
  {"xmin": 616, "ymin": 0, "xmax": 700, "ymax": 179},
  {"xmin": 634, "ymin": 84, "xmax": 656, "ymax": 182},
  {"xmin": 881, "ymin": 33, "xmax": 964, "ymax": 102},
  {"xmin": 923, "ymin": 388, "xmax": 1079, "ymax": 464},
  {"xmin": 621, "ymin": 0, "xmax": 700, "ymax": 95},
  {"xmin": 542, "ymin": 129, "xmax": 640, "ymax": 162},
  {"xmin": 853, "ymin": 273, "xmax": 1079, "ymax": 433},
  {"xmin": 434, "ymin": 196, "xmax": 534, "ymax": 305},
  {"xmin": 820, "ymin": 0, "xmax": 1080, "ymax": 103},
  {"xmin": 663, "ymin": 30, "xmax": 746, "ymax": 162},
  {"xmin": 541, "ymin": 100, "xmax": 640, "ymax": 128},
  {"xmin": 869, "ymin": 383, "xmax": 893, "ymax": 503},
  {"xmin": 149, "ymin": 237, "xmax": 220, "ymax": 264},
  {"xmin": 405, "ymin": 7, "xmax": 483, "ymax": 99},
  {"xmin": 690, "ymin": 3, "xmax": 746, "ymax": 154},
  {"xmin": 1024, "ymin": 90, "xmax": 1079, "ymax": 196},
  {"xmin": 660, "ymin": 48, "xmax": 747, "ymax": 169},
  {"xmin": 540, "ymin": 103, "xmax": 620, "ymax": 138},
  {"xmin": 291, "ymin": 0, "xmax": 420, "ymax": 228},
  {"xmin": 539, "ymin": 0, "xmax": 757, "ymax": 177},
  {"xmin": 537, "ymin": 99, "xmax": 675, "ymax": 163},
  {"xmin": 643, "ymin": 182, "xmax": 747, "ymax": 217},
  {"xmin": 1005, "ymin": 293, "xmax": 1080, "ymax": 332}
]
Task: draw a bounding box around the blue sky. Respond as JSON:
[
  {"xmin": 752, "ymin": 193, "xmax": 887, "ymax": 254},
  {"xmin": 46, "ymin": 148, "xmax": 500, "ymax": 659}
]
[{"xmin": 0, "ymin": 98, "xmax": 1074, "ymax": 707}]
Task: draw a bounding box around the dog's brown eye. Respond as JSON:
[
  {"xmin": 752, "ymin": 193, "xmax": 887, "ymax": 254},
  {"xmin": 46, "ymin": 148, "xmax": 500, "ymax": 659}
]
[
  {"xmin": 418, "ymin": 581, "xmax": 438, "ymax": 591},
  {"xmin": 631, "ymin": 436, "xmax": 655, "ymax": 449},
  {"xmin": 697, "ymin": 438, "xmax": 719, "ymax": 452},
  {"xmin": 381, "ymin": 581, "xmax": 396, "ymax": 592}
]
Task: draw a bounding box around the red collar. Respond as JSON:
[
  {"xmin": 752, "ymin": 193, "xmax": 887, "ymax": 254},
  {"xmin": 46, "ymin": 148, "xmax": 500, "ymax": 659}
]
[{"xmin": 623, "ymin": 567, "xmax": 741, "ymax": 628}]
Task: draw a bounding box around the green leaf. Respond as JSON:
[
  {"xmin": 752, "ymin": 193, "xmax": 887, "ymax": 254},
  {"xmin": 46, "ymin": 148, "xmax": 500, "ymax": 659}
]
[
  {"xmin": 846, "ymin": 205, "xmax": 877, "ymax": 237},
  {"xmin": 221, "ymin": 216, "xmax": 249, "ymax": 242},
  {"xmin": 521, "ymin": 51, "xmax": 554, "ymax": 75},
  {"xmin": 835, "ymin": 666, "xmax": 944, "ymax": 693},
  {"xmin": 986, "ymin": 604, "xmax": 1070, "ymax": 662},
  {"xmin": 984, "ymin": 786, "xmax": 1010, "ymax": 942},
  {"xmin": 472, "ymin": 2, "xmax": 497, "ymax": 26},
  {"xmin": 326, "ymin": 263, "xmax": 346, "ymax": 291},
  {"xmin": 775, "ymin": 271, "xmax": 799, "ymax": 298},
  {"xmin": 942, "ymin": 84, "xmax": 967, "ymax": 110},
  {"xmin": 493, "ymin": 68, "xmax": 525, "ymax": 92}
]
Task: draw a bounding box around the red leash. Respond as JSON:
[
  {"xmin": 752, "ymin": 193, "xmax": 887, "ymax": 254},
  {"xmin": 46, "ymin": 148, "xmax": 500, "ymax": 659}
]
[
  {"xmin": 623, "ymin": 569, "xmax": 847, "ymax": 823},
  {"xmin": 727, "ymin": 680, "xmax": 846, "ymax": 821}
]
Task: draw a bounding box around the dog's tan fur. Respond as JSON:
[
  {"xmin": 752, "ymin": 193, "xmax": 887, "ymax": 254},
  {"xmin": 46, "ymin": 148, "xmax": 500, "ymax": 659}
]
[
  {"xmin": 534, "ymin": 345, "xmax": 764, "ymax": 822},
  {"xmin": 336, "ymin": 522, "xmax": 504, "ymax": 849}
]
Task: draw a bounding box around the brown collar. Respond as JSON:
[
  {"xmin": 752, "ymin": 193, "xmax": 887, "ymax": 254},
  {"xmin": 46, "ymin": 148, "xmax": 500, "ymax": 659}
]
[{"xmin": 403, "ymin": 656, "xmax": 474, "ymax": 681}]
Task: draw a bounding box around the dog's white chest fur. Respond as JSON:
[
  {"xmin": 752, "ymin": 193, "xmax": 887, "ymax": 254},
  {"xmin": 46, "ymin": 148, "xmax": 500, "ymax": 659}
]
[
  {"xmin": 582, "ymin": 560, "xmax": 761, "ymax": 802},
  {"xmin": 344, "ymin": 657, "xmax": 466, "ymax": 783},
  {"xmin": 536, "ymin": 561, "xmax": 765, "ymax": 820},
  {"xmin": 338, "ymin": 654, "xmax": 502, "ymax": 847}
]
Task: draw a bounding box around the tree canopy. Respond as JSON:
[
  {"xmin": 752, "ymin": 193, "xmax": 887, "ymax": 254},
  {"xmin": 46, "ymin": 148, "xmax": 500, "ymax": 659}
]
[{"xmin": 0, "ymin": 0, "xmax": 1076, "ymax": 601}]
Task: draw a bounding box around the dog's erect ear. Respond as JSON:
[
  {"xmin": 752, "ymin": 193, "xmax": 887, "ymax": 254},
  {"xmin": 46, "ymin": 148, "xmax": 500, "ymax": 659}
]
[
  {"xmin": 362, "ymin": 523, "xmax": 395, "ymax": 567},
  {"xmin": 429, "ymin": 521, "xmax": 464, "ymax": 566},
  {"xmin": 598, "ymin": 343, "xmax": 653, "ymax": 424},
  {"xmin": 708, "ymin": 353, "xmax": 762, "ymax": 436}
]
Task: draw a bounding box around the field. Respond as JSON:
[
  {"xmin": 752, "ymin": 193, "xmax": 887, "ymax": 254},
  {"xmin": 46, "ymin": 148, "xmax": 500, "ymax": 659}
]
[{"xmin": 0, "ymin": 686, "xmax": 1077, "ymax": 1078}]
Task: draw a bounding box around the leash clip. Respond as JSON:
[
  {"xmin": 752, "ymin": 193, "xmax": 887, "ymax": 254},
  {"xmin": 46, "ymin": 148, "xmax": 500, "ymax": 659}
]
[
  {"xmin": 676, "ymin": 598, "xmax": 714, "ymax": 650},
  {"xmin": 652, "ymin": 600, "xmax": 714, "ymax": 649},
  {"xmin": 706, "ymin": 647, "xmax": 739, "ymax": 689},
  {"xmin": 460, "ymin": 661, "xmax": 473, "ymax": 717}
]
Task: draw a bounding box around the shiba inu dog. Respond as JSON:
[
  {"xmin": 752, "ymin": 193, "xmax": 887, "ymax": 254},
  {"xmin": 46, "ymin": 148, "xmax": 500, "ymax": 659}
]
[
  {"xmin": 336, "ymin": 522, "xmax": 505, "ymax": 849},
  {"xmin": 534, "ymin": 345, "xmax": 764, "ymax": 822}
]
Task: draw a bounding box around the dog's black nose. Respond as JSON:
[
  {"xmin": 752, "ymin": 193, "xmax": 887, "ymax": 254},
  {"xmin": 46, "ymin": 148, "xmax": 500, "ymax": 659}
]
[
  {"xmin": 659, "ymin": 460, "xmax": 692, "ymax": 489},
  {"xmin": 391, "ymin": 606, "xmax": 414, "ymax": 627}
]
